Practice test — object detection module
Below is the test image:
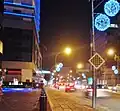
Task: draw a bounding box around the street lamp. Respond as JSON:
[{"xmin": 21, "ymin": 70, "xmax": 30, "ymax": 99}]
[
  {"xmin": 64, "ymin": 47, "xmax": 71, "ymax": 55},
  {"xmin": 55, "ymin": 47, "xmax": 72, "ymax": 66},
  {"xmin": 69, "ymin": 70, "xmax": 72, "ymax": 73},
  {"xmin": 107, "ymin": 48, "xmax": 115, "ymax": 56},
  {"xmin": 77, "ymin": 63, "xmax": 84, "ymax": 69},
  {"xmin": 107, "ymin": 48, "xmax": 120, "ymax": 85},
  {"xmin": 107, "ymin": 48, "xmax": 118, "ymax": 61},
  {"xmin": 54, "ymin": 47, "xmax": 71, "ymax": 86}
]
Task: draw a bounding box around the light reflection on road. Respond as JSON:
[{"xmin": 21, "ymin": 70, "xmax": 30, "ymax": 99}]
[{"xmin": 2, "ymin": 88, "xmax": 39, "ymax": 93}]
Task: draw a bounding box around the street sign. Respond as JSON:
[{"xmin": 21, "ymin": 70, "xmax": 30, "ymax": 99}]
[{"xmin": 88, "ymin": 53, "xmax": 105, "ymax": 70}]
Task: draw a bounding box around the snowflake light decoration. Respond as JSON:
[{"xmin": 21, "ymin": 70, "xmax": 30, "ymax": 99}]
[
  {"xmin": 104, "ymin": 0, "xmax": 120, "ymax": 17},
  {"xmin": 95, "ymin": 14, "xmax": 110, "ymax": 31}
]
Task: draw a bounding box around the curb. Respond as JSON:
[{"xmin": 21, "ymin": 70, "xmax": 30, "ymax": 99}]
[{"xmin": 45, "ymin": 88, "xmax": 54, "ymax": 111}]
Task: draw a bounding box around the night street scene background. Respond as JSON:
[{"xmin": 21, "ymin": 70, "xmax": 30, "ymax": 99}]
[{"xmin": 0, "ymin": 0, "xmax": 120, "ymax": 111}]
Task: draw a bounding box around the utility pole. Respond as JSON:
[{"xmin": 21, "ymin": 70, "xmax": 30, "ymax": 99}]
[{"xmin": 91, "ymin": 0, "xmax": 96, "ymax": 109}]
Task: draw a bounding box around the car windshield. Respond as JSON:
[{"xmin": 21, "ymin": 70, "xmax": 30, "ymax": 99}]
[{"xmin": 97, "ymin": 85, "xmax": 104, "ymax": 89}]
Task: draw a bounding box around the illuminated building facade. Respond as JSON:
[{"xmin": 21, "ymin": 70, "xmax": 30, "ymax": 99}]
[{"xmin": 0, "ymin": 0, "xmax": 41, "ymax": 82}]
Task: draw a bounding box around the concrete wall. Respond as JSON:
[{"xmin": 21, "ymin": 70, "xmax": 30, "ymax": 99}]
[{"xmin": 21, "ymin": 69, "xmax": 32, "ymax": 82}]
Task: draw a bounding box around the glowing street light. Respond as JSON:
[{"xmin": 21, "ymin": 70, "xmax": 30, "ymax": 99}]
[
  {"xmin": 64, "ymin": 47, "xmax": 72, "ymax": 55},
  {"xmin": 77, "ymin": 63, "xmax": 84, "ymax": 69},
  {"xmin": 69, "ymin": 70, "xmax": 72, "ymax": 73},
  {"xmin": 55, "ymin": 47, "xmax": 72, "ymax": 66},
  {"xmin": 107, "ymin": 48, "xmax": 115, "ymax": 56}
]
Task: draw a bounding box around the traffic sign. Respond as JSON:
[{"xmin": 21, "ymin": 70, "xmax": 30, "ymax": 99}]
[{"xmin": 88, "ymin": 53, "xmax": 105, "ymax": 70}]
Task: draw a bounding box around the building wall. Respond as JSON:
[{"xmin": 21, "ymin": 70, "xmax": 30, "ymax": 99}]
[
  {"xmin": 0, "ymin": 0, "xmax": 41, "ymax": 82},
  {"xmin": 21, "ymin": 69, "xmax": 32, "ymax": 82}
]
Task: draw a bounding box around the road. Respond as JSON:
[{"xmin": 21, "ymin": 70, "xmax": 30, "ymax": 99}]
[
  {"xmin": 52, "ymin": 87, "xmax": 120, "ymax": 111},
  {"xmin": 0, "ymin": 89, "xmax": 40, "ymax": 111},
  {"xmin": 70, "ymin": 90, "xmax": 120, "ymax": 111}
]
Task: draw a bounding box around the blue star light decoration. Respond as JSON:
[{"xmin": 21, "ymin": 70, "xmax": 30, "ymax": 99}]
[
  {"xmin": 95, "ymin": 14, "xmax": 110, "ymax": 31},
  {"xmin": 104, "ymin": 0, "xmax": 120, "ymax": 17}
]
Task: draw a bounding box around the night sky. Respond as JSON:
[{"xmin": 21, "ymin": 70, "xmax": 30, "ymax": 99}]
[{"xmin": 40, "ymin": 0, "xmax": 105, "ymax": 69}]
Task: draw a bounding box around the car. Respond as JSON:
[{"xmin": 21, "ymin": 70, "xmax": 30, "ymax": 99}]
[
  {"xmin": 85, "ymin": 84, "xmax": 111, "ymax": 98},
  {"xmin": 112, "ymin": 84, "xmax": 120, "ymax": 92},
  {"xmin": 53, "ymin": 84, "xmax": 59, "ymax": 89},
  {"xmin": 65, "ymin": 83, "xmax": 76, "ymax": 92},
  {"xmin": 106, "ymin": 85, "xmax": 113, "ymax": 90}
]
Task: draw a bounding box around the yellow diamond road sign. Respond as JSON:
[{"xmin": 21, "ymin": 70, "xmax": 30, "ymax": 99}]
[{"xmin": 88, "ymin": 53, "xmax": 105, "ymax": 70}]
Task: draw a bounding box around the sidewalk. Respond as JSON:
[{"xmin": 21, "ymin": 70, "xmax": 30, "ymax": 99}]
[
  {"xmin": 0, "ymin": 89, "xmax": 41, "ymax": 111},
  {"xmin": 45, "ymin": 88, "xmax": 93, "ymax": 111}
]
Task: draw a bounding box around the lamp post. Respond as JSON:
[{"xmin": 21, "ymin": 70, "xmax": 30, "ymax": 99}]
[
  {"xmin": 55, "ymin": 47, "xmax": 72, "ymax": 66},
  {"xmin": 90, "ymin": 0, "xmax": 119, "ymax": 108},
  {"xmin": 91, "ymin": 0, "xmax": 96, "ymax": 109},
  {"xmin": 54, "ymin": 47, "xmax": 71, "ymax": 86}
]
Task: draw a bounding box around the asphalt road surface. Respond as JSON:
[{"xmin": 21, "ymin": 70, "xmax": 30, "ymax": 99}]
[
  {"xmin": 0, "ymin": 89, "xmax": 41, "ymax": 111},
  {"xmin": 52, "ymin": 87, "xmax": 120, "ymax": 111},
  {"xmin": 61, "ymin": 88, "xmax": 120, "ymax": 111}
]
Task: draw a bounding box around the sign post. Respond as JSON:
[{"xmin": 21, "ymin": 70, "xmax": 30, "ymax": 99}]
[{"xmin": 88, "ymin": 52, "xmax": 105, "ymax": 109}]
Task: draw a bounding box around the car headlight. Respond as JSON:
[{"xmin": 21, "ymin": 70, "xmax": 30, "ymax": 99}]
[
  {"xmin": 113, "ymin": 87, "xmax": 116, "ymax": 89},
  {"xmin": 36, "ymin": 84, "xmax": 39, "ymax": 87}
]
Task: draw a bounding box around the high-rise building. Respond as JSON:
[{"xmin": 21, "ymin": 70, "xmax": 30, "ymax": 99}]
[{"xmin": 0, "ymin": 0, "xmax": 41, "ymax": 83}]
